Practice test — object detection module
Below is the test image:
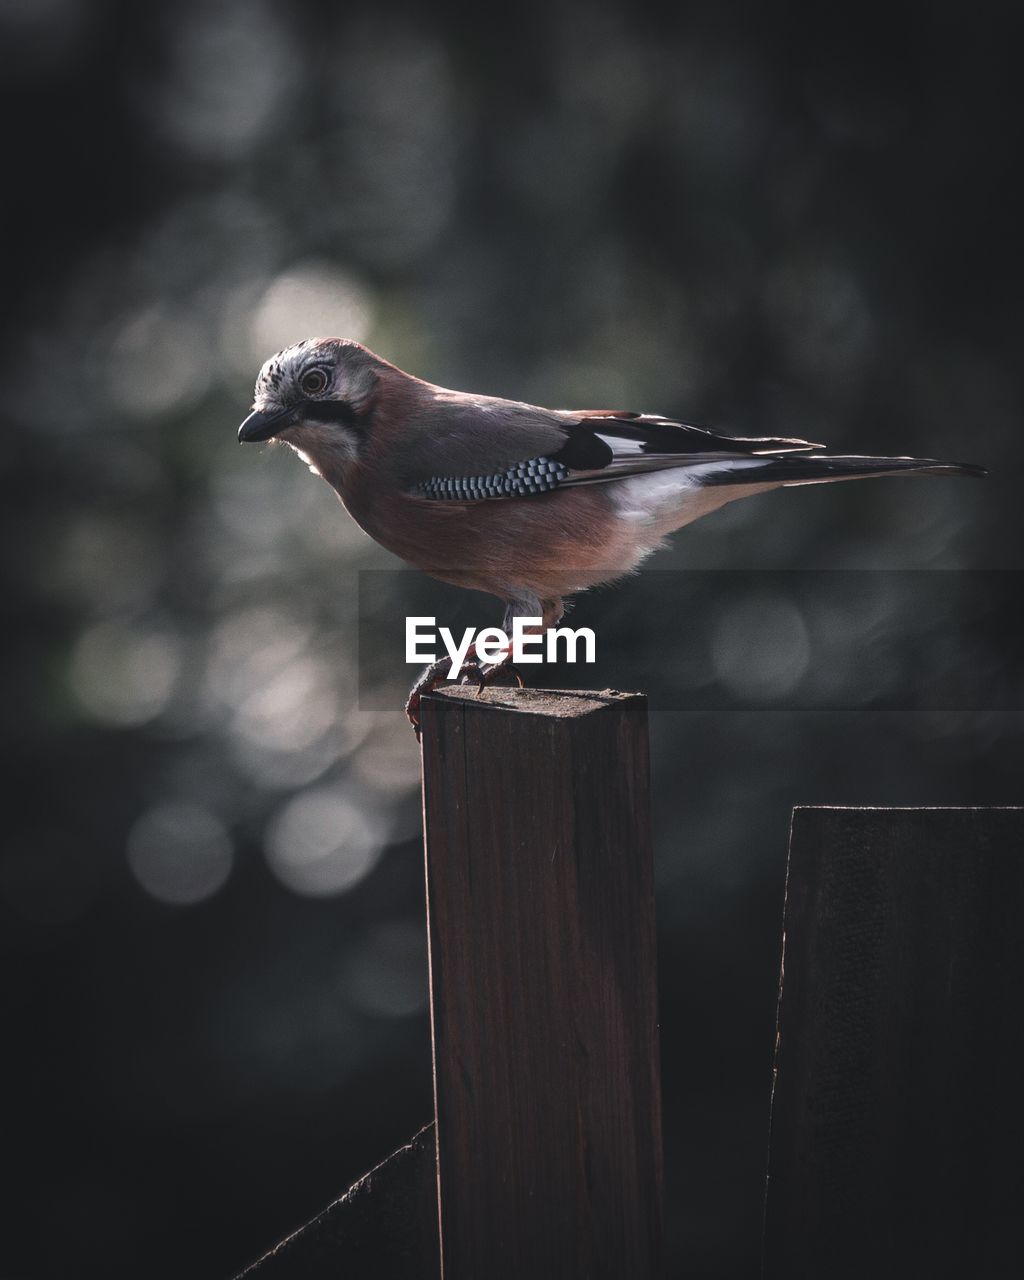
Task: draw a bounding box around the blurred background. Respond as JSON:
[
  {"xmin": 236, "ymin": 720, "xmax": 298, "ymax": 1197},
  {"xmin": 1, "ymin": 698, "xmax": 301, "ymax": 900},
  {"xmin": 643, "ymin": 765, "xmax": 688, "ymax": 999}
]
[{"xmin": 1, "ymin": 0, "xmax": 1021, "ymax": 1276}]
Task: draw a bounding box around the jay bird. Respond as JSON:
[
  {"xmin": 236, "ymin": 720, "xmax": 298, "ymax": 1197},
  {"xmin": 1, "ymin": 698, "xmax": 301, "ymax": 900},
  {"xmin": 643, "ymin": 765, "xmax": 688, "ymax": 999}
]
[{"xmin": 237, "ymin": 337, "xmax": 985, "ymax": 726}]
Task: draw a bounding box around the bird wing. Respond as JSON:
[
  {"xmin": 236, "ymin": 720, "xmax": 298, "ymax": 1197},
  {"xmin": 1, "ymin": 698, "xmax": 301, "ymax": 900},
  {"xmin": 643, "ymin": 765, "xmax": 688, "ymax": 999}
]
[
  {"xmin": 550, "ymin": 410, "xmax": 822, "ymax": 478},
  {"xmin": 403, "ymin": 400, "xmax": 824, "ymax": 501}
]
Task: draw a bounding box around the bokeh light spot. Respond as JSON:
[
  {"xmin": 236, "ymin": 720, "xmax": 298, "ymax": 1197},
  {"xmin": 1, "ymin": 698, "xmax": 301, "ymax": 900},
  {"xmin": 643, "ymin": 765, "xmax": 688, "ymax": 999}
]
[
  {"xmin": 151, "ymin": 0, "xmax": 298, "ymax": 161},
  {"xmin": 264, "ymin": 785, "xmax": 385, "ymax": 897},
  {"xmin": 234, "ymin": 657, "xmax": 337, "ymax": 752},
  {"xmin": 69, "ymin": 621, "xmax": 180, "ymax": 728},
  {"xmin": 126, "ymin": 802, "xmax": 233, "ymax": 905},
  {"xmin": 107, "ymin": 304, "xmax": 212, "ymax": 419},
  {"xmin": 250, "ymin": 262, "xmax": 375, "ymax": 363}
]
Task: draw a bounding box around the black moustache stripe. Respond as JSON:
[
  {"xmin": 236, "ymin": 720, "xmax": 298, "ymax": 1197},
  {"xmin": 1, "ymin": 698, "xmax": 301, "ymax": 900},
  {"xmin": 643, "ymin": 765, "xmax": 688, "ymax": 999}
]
[{"xmin": 300, "ymin": 399, "xmax": 361, "ymax": 429}]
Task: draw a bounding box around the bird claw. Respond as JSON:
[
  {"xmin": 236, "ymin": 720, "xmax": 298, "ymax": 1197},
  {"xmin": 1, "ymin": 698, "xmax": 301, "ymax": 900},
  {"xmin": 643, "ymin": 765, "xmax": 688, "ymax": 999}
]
[
  {"xmin": 459, "ymin": 663, "xmax": 486, "ymax": 691},
  {"xmin": 474, "ymin": 654, "xmax": 526, "ymax": 696},
  {"xmin": 405, "ymin": 653, "xmax": 526, "ymax": 731},
  {"xmin": 405, "ymin": 655, "xmax": 483, "ymax": 733}
]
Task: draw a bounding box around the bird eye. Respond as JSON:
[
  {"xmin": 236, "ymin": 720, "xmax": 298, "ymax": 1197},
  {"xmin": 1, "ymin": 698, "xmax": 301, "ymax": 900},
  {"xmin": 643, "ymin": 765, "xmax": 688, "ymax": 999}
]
[{"xmin": 300, "ymin": 367, "xmax": 329, "ymax": 396}]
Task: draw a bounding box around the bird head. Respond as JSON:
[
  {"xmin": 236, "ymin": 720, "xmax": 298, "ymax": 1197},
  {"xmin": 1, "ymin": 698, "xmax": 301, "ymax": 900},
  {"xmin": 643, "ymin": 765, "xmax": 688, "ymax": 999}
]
[{"xmin": 238, "ymin": 337, "xmax": 380, "ymax": 475}]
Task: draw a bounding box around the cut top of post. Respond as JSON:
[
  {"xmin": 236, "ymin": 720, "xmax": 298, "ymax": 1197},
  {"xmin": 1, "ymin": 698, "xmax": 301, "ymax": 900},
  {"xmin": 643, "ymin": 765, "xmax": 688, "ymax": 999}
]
[{"xmin": 421, "ymin": 684, "xmax": 642, "ymax": 720}]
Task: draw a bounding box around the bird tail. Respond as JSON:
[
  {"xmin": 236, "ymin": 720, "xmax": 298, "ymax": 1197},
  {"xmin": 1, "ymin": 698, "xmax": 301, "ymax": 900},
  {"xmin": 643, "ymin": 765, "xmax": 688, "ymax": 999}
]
[{"xmin": 700, "ymin": 453, "xmax": 987, "ymax": 488}]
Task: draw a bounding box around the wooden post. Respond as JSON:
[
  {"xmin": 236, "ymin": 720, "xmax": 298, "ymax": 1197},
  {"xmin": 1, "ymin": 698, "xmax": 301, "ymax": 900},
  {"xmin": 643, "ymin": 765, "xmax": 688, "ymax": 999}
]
[
  {"xmin": 419, "ymin": 686, "xmax": 663, "ymax": 1279},
  {"xmin": 764, "ymin": 806, "xmax": 1024, "ymax": 1280}
]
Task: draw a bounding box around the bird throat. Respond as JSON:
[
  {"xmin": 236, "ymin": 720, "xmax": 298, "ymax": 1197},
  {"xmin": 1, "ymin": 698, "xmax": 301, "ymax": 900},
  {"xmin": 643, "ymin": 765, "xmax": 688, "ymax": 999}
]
[{"xmin": 284, "ymin": 422, "xmax": 360, "ymax": 482}]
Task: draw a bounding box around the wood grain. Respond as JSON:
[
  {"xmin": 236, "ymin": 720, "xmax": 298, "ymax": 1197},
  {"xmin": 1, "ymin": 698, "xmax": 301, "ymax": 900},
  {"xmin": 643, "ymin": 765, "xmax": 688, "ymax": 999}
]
[{"xmin": 419, "ymin": 685, "xmax": 664, "ymax": 1279}]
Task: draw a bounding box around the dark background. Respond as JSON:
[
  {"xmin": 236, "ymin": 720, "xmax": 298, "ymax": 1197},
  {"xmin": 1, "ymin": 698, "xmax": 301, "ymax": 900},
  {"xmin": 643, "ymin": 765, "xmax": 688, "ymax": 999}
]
[{"xmin": 2, "ymin": 2, "xmax": 1022, "ymax": 1277}]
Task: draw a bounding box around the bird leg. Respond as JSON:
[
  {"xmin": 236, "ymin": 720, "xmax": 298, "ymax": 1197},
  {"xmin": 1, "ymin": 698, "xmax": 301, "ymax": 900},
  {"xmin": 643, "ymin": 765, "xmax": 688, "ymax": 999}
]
[
  {"xmin": 405, "ymin": 646, "xmax": 483, "ymax": 733},
  {"xmin": 405, "ymin": 593, "xmax": 560, "ymax": 732},
  {"xmin": 466, "ymin": 593, "xmax": 558, "ymax": 697}
]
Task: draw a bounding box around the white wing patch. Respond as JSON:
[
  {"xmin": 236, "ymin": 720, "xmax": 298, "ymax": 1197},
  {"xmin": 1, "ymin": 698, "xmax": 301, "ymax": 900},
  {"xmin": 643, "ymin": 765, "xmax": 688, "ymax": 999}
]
[{"xmin": 610, "ymin": 460, "xmax": 778, "ymax": 537}]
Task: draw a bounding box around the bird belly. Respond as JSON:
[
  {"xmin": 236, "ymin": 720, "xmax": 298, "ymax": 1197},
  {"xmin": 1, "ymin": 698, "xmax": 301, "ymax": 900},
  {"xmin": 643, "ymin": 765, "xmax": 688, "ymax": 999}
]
[{"xmin": 341, "ymin": 480, "xmax": 652, "ymax": 603}]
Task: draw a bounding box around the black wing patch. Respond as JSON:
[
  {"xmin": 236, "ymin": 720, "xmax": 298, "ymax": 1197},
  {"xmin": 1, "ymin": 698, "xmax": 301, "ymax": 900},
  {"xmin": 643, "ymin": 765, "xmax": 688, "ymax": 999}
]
[
  {"xmin": 557, "ymin": 411, "xmax": 820, "ymax": 462},
  {"xmin": 411, "ymin": 411, "xmax": 822, "ymax": 501}
]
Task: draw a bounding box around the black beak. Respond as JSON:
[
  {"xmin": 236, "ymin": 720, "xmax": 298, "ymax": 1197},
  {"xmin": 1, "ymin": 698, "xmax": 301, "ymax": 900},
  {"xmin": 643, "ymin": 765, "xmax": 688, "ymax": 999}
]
[{"xmin": 238, "ymin": 406, "xmax": 294, "ymax": 443}]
